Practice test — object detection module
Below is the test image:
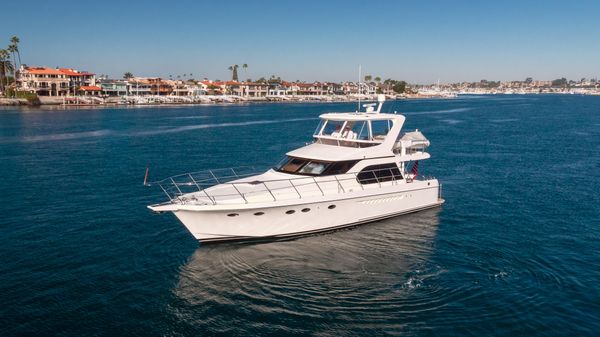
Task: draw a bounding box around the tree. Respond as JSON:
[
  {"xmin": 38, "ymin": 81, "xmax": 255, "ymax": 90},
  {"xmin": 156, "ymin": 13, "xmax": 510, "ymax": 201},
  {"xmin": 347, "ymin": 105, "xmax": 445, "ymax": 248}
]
[
  {"xmin": 525, "ymin": 77, "xmax": 533, "ymax": 84},
  {"xmin": 551, "ymin": 78, "xmax": 568, "ymax": 87},
  {"xmin": 374, "ymin": 76, "xmax": 381, "ymax": 83},
  {"xmin": 242, "ymin": 63, "xmax": 248, "ymax": 79},
  {"xmin": 10, "ymin": 36, "xmax": 21, "ymax": 66},
  {"xmin": 392, "ymin": 81, "xmax": 407, "ymax": 94},
  {"xmin": 256, "ymin": 77, "xmax": 267, "ymax": 83},
  {"xmin": 0, "ymin": 49, "xmax": 12, "ymax": 93},
  {"xmin": 228, "ymin": 64, "xmax": 239, "ymax": 81},
  {"xmin": 7, "ymin": 44, "xmax": 18, "ymax": 84},
  {"xmin": 123, "ymin": 72, "xmax": 134, "ymax": 80},
  {"xmin": 364, "ymin": 75, "xmax": 372, "ymax": 82}
]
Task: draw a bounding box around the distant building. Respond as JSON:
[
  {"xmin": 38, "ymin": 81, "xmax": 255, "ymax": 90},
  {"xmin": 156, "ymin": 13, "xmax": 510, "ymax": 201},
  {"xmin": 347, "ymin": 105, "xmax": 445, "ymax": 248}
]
[
  {"xmin": 97, "ymin": 80, "xmax": 128, "ymax": 96},
  {"xmin": 77, "ymin": 86, "xmax": 102, "ymax": 96},
  {"xmin": 127, "ymin": 80, "xmax": 152, "ymax": 96},
  {"xmin": 226, "ymin": 81, "xmax": 269, "ymax": 97},
  {"xmin": 17, "ymin": 65, "xmax": 96, "ymax": 96}
]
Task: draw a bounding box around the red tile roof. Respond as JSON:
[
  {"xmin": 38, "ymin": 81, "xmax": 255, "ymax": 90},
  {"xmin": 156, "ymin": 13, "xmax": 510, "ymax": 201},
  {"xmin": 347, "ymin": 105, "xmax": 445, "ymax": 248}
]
[
  {"xmin": 25, "ymin": 67, "xmax": 64, "ymax": 75},
  {"xmin": 24, "ymin": 67, "xmax": 95, "ymax": 76},
  {"xmin": 59, "ymin": 68, "xmax": 95, "ymax": 76}
]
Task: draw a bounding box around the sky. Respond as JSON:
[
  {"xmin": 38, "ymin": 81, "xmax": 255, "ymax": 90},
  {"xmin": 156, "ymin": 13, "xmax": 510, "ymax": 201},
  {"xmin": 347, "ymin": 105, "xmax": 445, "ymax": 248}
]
[{"xmin": 1, "ymin": 0, "xmax": 599, "ymax": 83}]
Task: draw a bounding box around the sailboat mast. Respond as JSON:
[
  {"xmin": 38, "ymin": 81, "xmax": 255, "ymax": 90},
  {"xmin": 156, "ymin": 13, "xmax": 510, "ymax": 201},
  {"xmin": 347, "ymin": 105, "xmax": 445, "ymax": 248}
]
[{"xmin": 357, "ymin": 65, "xmax": 361, "ymax": 112}]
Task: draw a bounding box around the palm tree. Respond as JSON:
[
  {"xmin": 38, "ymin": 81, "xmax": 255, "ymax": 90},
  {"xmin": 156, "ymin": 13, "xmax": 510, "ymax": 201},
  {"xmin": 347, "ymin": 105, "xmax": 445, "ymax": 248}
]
[
  {"xmin": 10, "ymin": 36, "xmax": 21, "ymax": 66},
  {"xmin": 242, "ymin": 63, "xmax": 248, "ymax": 80},
  {"xmin": 123, "ymin": 72, "xmax": 134, "ymax": 80},
  {"xmin": 228, "ymin": 64, "xmax": 239, "ymax": 81},
  {"xmin": 0, "ymin": 49, "xmax": 11, "ymax": 93},
  {"xmin": 7, "ymin": 44, "xmax": 18, "ymax": 84}
]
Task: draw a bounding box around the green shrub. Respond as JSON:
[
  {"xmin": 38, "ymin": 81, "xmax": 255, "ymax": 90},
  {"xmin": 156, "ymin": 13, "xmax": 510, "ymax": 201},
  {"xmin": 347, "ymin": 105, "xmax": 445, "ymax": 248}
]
[{"xmin": 6, "ymin": 89, "xmax": 41, "ymax": 105}]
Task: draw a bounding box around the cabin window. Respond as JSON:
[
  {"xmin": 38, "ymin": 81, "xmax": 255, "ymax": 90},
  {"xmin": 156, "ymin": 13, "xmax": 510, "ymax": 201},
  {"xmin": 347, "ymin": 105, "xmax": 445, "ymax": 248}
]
[
  {"xmin": 298, "ymin": 160, "xmax": 329, "ymax": 175},
  {"xmin": 357, "ymin": 163, "xmax": 402, "ymax": 184},
  {"xmin": 343, "ymin": 121, "xmax": 369, "ymax": 140},
  {"xmin": 322, "ymin": 160, "xmax": 359, "ymax": 175},
  {"xmin": 370, "ymin": 120, "xmax": 392, "ymax": 140},
  {"xmin": 275, "ymin": 157, "xmax": 357, "ymax": 176},
  {"xmin": 277, "ymin": 157, "xmax": 307, "ymax": 173},
  {"xmin": 321, "ymin": 120, "xmax": 345, "ymax": 137},
  {"xmin": 313, "ymin": 120, "xmax": 326, "ymax": 136}
]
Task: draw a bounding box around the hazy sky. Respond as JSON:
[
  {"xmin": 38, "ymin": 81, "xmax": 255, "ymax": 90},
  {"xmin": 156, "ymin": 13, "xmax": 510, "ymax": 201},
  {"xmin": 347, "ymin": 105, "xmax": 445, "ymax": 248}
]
[{"xmin": 1, "ymin": 0, "xmax": 599, "ymax": 83}]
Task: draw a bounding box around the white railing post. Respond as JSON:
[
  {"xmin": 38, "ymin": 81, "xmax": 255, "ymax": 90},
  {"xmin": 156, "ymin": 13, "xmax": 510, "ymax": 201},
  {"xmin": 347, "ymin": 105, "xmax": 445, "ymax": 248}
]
[
  {"xmin": 289, "ymin": 180, "xmax": 302, "ymax": 199},
  {"xmin": 334, "ymin": 175, "xmax": 345, "ymax": 193},
  {"xmin": 230, "ymin": 183, "xmax": 248, "ymax": 204},
  {"xmin": 312, "ymin": 177, "xmax": 325, "ymax": 196},
  {"xmin": 263, "ymin": 182, "xmax": 277, "ymax": 201}
]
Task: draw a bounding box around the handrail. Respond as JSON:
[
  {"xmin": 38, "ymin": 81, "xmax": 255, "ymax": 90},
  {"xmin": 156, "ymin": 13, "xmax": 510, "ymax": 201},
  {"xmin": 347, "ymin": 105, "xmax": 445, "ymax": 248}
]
[{"xmin": 149, "ymin": 165, "xmax": 435, "ymax": 205}]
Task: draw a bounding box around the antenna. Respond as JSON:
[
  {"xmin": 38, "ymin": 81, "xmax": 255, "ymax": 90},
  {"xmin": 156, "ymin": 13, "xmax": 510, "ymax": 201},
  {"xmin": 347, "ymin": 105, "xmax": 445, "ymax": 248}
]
[{"xmin": 357, "ymin": 65, "xmax": 361, "ymax": 112}]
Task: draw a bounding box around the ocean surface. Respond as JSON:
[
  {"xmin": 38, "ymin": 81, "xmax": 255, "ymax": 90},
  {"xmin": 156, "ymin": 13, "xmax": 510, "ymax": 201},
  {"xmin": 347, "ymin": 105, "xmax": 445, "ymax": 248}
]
[{"xmin": 1, "ymin": 95, "xmax": 599, "ymax": 336}]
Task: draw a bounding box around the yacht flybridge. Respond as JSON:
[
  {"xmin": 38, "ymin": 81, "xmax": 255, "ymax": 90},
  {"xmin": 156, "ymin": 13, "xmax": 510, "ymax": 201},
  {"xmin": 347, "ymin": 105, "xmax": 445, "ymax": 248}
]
[{"xmin": 147, "ymin": 96, "xmax": 443, "ymax": 243}]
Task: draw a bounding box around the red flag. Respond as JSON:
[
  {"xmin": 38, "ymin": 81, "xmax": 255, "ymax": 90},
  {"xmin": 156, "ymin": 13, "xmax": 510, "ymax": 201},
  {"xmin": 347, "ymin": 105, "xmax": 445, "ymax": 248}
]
[{"xmin": 411, "ymin": 161, "xmax": 419, "ymax": 177}]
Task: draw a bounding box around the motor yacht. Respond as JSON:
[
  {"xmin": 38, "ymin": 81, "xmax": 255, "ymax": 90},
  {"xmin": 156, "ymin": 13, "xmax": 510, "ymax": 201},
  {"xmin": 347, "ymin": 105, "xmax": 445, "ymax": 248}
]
[{"xmin": 147, "ymin": 96, "xmax": 444, "ymax": 243}]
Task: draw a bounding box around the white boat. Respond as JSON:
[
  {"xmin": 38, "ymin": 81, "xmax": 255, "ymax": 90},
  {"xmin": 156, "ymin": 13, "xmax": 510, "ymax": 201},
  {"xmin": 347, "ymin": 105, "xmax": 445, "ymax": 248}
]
[{"xmin": 147, "ymin": 95, "xmax": 444, "ymax": 243}]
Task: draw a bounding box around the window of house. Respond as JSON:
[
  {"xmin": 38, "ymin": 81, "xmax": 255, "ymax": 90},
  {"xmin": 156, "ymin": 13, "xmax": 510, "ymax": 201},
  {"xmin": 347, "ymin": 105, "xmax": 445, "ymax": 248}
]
[{"xmin": 356, "ymin": 163, "xmax": 402, "ymax": 184}]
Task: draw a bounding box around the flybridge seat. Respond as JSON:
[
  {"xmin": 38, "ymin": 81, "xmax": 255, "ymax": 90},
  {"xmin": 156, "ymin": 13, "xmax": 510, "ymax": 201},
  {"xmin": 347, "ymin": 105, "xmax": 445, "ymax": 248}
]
[{"xmin": 393, "ymin": 130, "xmax": 430, "ymax": 155}]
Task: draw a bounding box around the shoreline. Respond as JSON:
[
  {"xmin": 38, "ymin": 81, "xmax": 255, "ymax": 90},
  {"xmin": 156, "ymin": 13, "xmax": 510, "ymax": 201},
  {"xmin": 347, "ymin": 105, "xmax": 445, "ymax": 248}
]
[{"xmin": 2, "ymin": 92, "xmax": 599, "ymax": 108}]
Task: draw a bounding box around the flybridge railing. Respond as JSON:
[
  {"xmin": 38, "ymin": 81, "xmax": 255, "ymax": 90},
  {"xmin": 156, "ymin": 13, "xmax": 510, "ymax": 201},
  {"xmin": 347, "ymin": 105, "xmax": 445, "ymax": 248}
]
[{"xmin": 147, "ymin": 166, "xmax": 434, "ymax": 206}]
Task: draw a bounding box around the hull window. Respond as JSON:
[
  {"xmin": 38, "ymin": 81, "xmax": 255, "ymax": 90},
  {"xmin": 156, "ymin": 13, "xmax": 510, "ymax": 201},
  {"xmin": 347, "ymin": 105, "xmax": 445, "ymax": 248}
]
[{"xmin": 286, "ymin": 210, "xmax": 296, "ymax": 214}]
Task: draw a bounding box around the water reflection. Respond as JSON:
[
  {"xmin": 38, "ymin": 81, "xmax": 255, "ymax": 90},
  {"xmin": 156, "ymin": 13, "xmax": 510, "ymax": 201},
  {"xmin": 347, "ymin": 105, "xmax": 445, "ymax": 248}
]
[{"xmin": 170, "ymin": 209, "xmax": 441, "ymax": 333}]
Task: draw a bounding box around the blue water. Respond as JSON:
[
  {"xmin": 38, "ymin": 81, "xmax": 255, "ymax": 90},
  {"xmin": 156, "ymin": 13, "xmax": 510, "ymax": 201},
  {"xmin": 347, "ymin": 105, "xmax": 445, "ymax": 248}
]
[{"xmin": 1, "ymin": 96, "xmax": 599, "ymax": 336}]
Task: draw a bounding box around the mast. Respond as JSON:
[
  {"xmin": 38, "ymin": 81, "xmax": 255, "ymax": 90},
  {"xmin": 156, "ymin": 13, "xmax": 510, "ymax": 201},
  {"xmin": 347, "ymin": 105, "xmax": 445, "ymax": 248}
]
[{"xmin": 357, "ymin": 65, "xmax": 361, "ymax": 112}]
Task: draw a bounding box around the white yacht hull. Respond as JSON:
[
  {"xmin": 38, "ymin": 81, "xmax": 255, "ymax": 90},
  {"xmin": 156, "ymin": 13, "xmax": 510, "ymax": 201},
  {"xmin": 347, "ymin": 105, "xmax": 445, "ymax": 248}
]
[{"xmin": 166, "ymin": 180, "xmax": 443, "ymax": 243}]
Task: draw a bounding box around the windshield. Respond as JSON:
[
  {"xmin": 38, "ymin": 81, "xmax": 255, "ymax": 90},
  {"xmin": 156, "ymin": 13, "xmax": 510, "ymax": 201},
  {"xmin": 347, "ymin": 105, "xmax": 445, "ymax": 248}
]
[{"xmin": 275, "ymin": 157, "xmax": 358, "ymax": 176}]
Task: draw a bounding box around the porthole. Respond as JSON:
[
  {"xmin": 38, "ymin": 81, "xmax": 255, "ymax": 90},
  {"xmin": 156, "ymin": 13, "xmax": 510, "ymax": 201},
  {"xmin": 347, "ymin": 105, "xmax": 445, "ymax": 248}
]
[
  {"xmin": 254, "ymin": 212, "xmax": 265, "ymax": 216},
  {"xmin": 328, "ymin": 205, "xmax": 336, "ymax": 209},
  {"xmin": 285, "ymin": 210, "xmax": 295, "ymax": 215},
  {"xmin": 301, "ymin": 208, "xmax": 310, "ymax": 213},
  {"xmin": 227, "ymin": 213, "xmax": 239, "ymax": 217}
]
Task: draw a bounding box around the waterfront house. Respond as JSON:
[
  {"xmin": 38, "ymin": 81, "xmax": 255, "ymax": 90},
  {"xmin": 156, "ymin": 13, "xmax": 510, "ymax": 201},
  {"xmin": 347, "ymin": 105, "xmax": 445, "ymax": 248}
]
[
  {"xmin": 127, "ymin": 80, "xmax": 152, "ymax": 96},
  {"xmin": 98, "ymin": 80, "xmax": 128, "ymax": 96},
  {"xmin": 268, "ymin": 83, "xmax": 288, "ymax": 96},
  {"xmin": 17, "ymin": 65, "xmax": 96, "ymax": 96},
  {"xmin": 225, "ymin": 81, "xmax": 269, "ymax": 97},
  {"xmin": 137, "ymin": 78, "xmax": 173, "ymax": 95},
  {"xmin": 77, "ymin": 86, "xmax": 102, "ymax": 96}
]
